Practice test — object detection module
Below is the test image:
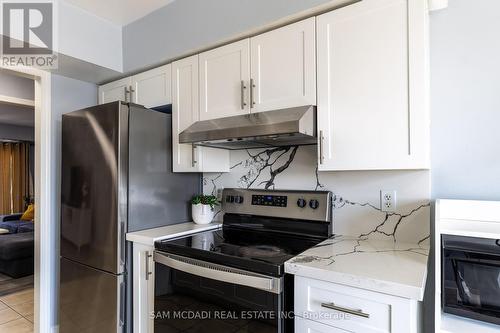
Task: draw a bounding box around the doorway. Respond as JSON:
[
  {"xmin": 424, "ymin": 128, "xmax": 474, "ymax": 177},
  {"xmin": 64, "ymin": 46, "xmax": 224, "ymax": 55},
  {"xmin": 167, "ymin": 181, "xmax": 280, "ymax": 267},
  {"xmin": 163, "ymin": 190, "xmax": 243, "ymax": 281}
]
[
  {"xmin": 0, "ymin": 66, "xmax": 52, "ymax": 333},
  {"xmin": 0, "ymin": 70, "xmax": 35, "ymax": 330}
]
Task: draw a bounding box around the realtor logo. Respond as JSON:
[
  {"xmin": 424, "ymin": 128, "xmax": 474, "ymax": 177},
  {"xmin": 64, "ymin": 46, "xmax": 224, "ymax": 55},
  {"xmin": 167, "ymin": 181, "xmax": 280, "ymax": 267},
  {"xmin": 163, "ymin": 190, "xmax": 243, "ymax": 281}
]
[{"xmin": 1, "ymin": 0, "xmax": 57, "ymax": 68}]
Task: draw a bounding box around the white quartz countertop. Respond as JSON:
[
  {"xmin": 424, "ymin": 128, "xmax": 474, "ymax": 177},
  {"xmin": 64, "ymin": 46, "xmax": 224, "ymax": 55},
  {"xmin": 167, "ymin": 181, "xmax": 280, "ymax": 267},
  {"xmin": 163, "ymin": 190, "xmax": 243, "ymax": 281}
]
[
  {"xmin": 126, "ymin": 222, "xmax": 222, "ymax": 246},
  {"xmin": 285, "ymin": 235, "xmax": 429, "ymax": 301}
]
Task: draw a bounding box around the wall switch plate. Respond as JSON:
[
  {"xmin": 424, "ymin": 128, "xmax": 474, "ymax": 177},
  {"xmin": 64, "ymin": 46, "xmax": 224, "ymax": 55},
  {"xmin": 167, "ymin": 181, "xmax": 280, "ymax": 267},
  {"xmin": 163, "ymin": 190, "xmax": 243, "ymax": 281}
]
[{"xmin": 380, "ymin": 190, "xmax": 397, "ymax": 212}]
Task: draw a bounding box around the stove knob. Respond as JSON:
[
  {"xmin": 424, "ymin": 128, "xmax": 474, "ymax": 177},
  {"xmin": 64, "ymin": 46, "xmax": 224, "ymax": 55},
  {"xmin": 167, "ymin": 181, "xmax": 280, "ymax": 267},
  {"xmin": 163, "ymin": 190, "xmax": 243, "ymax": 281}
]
[
  {"xmin": 297, "ymin": 198, "xmax": 307, "ymax": 208},
  {"xmin": 229, "ymin": 195, "xmax": 235, "ymax": 203},
  {"xmin": 235, "ymin": 196, "xmax": 244, "ymax": 204},
  {"xmin": 309, "ymin": 199, "xmax": 319, "ymax": 209}
]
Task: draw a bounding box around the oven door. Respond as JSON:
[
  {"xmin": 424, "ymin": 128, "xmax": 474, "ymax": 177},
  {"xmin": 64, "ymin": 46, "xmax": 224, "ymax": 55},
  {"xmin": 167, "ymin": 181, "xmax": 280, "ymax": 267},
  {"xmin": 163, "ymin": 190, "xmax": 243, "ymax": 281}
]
[
  {"xmin": 442, "ymin": 234, "xmax": 500, "ymax": 325},
  {"xmin": 153, "ymin": 251, "xmax": 288, "ymax": 333}
]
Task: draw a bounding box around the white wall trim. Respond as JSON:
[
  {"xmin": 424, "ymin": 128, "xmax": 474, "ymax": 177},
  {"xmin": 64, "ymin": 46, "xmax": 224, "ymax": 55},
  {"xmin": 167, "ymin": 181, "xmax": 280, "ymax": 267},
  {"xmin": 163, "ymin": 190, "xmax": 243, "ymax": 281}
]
[
  {"xmin": 0, "ymin": 93, "xmax": 35, "ymax": 107},
  {"xmin": 0, "ymin": 66, "xmax": 53, "ymax": 333}
]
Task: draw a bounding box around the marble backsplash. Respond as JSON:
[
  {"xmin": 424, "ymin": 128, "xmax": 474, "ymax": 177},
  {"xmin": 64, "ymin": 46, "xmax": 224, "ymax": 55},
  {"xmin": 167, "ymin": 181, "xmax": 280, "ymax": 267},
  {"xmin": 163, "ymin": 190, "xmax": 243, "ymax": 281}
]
[{"xmin": 203, "ymin": 145, "xmax": 430, "ymax": 245}]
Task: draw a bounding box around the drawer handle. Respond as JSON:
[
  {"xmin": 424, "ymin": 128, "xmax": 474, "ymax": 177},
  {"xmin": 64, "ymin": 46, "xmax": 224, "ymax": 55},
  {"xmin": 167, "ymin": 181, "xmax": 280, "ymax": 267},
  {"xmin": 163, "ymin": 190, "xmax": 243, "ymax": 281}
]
[{"xmin": 321, "ymin": 302, "xmax": 370, "ymax": 318}]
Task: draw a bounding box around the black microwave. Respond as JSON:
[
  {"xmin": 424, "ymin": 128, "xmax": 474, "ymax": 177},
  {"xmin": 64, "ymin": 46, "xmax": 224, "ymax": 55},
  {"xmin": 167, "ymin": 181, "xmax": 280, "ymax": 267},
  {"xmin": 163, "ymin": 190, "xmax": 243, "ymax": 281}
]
[{"xmin": 442, "ymin": 234, "xmax": 500, "ymax": 325}]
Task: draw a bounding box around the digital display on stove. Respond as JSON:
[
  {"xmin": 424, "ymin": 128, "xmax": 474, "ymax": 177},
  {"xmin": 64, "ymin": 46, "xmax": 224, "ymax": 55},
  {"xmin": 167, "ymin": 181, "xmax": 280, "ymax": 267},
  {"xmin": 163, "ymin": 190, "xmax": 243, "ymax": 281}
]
[{"xmin": 251, "ymin": 194, "xmax": 287, "ymax": 207}]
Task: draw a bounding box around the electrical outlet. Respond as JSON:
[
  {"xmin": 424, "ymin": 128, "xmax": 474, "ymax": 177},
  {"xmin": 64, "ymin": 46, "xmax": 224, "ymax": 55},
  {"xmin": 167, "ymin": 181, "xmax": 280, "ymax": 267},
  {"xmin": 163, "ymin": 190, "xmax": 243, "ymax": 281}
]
[
  {"xmin": 380, "ymin": 190, "xmax": 397, "ymax": 212},
  {"xmin": 216, "ymin": 188, "xmax": 224, "ymax": 201}
]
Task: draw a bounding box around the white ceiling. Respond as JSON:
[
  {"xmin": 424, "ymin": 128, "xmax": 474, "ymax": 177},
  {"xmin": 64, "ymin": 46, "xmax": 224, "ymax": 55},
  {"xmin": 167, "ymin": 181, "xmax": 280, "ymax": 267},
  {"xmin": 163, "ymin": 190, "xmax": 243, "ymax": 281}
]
[
  {"xmin": 0, "ymin": 104, "xmax": 34, "ymax": 127},
  {"xmin": 63, "ymin": 0, "xmax": 176, "ymax": 26}
]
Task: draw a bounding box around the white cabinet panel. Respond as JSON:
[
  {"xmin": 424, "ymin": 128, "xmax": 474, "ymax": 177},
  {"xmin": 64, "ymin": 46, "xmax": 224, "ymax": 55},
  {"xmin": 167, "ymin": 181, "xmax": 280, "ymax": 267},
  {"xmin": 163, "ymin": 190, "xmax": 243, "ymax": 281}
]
[
  {"xmin": 132, "ymin": 243, "xmax": 154, "ymax": 333},
  {"xmin": 295, "ymin": 317, "xmax": 349, "ymax": 333},
  {"xmin": 316, "ymin": 0, "xmax": 429, "ymax": 170},
  {"xmin": 132, "ymin": 64, "xmax": 172, "ymax": 108},
  {"xmin": 295, "ymin": 276, "xmax": 420, "ymax": 333},
  {"xmin": 250, "ymin": 17, "xmax": 316, "ymax": 113},
  {"xmin": 172, "ymin": 55, "xmax": 203, "ymax": 172},
  {"xmin": 172, "ymin": 56, "xmax": 229, "ymax": 173},
  {"xmin": 98, "ymin": 77, "xmax": 132, "ymax": 104},
  {"xmin": 199, "ymin": 39, "xmax": 250, "ymax": 120}
]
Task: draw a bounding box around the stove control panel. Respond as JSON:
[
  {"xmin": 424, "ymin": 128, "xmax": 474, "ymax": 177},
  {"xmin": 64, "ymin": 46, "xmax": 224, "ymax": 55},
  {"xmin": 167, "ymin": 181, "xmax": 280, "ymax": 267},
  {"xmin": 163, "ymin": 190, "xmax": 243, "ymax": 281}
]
[
  {"xmin": 222, "ymin": 189, "xmax": 332, "ymax": 222},
  {"xmin": 251, "ymin": 194, "xmax": 287, "ymax": 207}
]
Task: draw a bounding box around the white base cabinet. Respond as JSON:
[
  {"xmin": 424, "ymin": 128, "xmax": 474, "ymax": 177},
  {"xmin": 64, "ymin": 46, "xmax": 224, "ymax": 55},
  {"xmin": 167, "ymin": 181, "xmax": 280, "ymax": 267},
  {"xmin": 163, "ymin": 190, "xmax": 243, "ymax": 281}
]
[
  {"xmin": 296, "ymin": 317, "xmax": 349, "ymax": 333},
  {"xmin": 316, "ymin": 0, "xmax": 430, "ymax": 171},
  {"xmin": 295, "ymin": 276, "xmax": 421, "ymax": 333},
  {"xmin": 132, "ymin": 243, "xmax": 154, "ymax": 333}
]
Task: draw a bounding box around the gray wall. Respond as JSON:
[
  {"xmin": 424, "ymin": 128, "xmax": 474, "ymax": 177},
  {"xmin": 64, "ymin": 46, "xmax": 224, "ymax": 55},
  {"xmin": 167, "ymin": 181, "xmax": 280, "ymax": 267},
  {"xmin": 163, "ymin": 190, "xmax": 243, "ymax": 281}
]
[
  {"xmin": 50, "ymin": 74, "xmax": 97, "ymax": 328},
  {"xmin": 430, "ymin": 0, "xmax": 500, "ymax": 201},
  {"xmin": 0, "ymin": 123, "xmax": 34, "ymax": 141},
  {"xmin": 122, "ymin": 0, "xmax": 333, "ymax": 71},
  {"xmin": 426, "ymin": 1, "xmax": 500, "ymax": 331}
]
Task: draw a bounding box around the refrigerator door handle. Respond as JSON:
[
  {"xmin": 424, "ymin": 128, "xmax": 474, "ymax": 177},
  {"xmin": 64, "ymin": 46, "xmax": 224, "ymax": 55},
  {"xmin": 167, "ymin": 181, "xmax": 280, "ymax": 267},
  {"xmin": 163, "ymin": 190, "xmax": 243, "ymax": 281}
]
[
  {"xmin": 120, "ymin": 221, "xmax": 126, "ymax": 266},
  {"xmin": 119, "ymin": 281, "xmax": 125, "ymax": 327}
]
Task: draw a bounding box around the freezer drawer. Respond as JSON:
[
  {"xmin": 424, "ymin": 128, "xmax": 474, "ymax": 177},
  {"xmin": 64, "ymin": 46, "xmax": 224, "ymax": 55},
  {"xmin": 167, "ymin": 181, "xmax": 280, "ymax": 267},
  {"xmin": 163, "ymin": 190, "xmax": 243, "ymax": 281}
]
[{"xmin": 59, "ymin": 257, "xmax": 125, "ymax": 333}]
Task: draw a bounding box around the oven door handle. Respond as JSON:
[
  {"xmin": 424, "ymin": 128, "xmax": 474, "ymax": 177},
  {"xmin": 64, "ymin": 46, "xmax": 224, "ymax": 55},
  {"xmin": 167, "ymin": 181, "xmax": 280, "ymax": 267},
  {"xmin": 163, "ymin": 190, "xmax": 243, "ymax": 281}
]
[{"xmin": 154, "ymin": 251, "xmax": 282, "ymax": 294}]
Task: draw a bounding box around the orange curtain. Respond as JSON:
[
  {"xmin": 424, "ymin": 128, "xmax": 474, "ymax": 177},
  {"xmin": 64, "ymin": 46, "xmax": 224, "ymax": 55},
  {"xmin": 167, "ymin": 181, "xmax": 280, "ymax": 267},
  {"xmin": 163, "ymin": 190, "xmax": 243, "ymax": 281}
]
[{"xmin": 0, "ymin": 142, "xmax": 30, "ymax": 214}]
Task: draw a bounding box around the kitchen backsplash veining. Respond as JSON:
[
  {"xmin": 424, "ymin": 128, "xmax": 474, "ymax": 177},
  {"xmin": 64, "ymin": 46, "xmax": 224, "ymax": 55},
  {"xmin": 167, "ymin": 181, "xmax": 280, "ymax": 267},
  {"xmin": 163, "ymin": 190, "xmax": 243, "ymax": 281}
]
[{"xmin": 203, "ymin": 145, "xmax": 430, "ymax": 244}]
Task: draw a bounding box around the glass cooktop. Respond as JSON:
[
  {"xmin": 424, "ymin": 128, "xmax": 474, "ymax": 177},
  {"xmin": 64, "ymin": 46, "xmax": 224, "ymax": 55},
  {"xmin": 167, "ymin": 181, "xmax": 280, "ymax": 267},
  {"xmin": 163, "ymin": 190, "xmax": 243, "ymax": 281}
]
[{"xmin": 155, "ymin": 226, "xmax": 325, "ymax": 277}]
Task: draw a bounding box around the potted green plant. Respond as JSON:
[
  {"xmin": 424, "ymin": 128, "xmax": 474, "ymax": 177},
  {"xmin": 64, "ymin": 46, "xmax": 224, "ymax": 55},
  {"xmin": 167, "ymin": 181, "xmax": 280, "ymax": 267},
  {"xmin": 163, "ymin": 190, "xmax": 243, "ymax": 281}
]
[{"xmin": 191, "ymin": 194, "xmax": 219, "ymax": 225}]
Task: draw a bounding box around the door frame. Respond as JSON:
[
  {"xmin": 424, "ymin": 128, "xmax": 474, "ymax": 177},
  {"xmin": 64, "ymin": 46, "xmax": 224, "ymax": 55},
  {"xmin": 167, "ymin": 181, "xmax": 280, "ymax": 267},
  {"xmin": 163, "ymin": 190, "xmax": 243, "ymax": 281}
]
[{"xmin": 0, "ymin": 65, "xmax": 53, "ymax": 333}]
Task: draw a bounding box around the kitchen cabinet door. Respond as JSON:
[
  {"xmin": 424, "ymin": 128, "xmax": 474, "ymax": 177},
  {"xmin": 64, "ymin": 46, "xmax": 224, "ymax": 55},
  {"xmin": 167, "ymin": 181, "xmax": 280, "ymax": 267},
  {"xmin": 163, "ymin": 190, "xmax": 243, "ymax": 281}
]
[
  {"xmin": 295, "ymin": 317, "xmax": 349, "ymax": 333},
  {"xmin": 250, "ymin": 17, "xmax": 316, "ymax": 113},
  {"xmin": 199, "ymin": 39, "xmax": 251, "ymax": 120},
  {"xmin": 172, "ymin": 55, "xmax": 203, "ymax": 172},
  {"xmin": 132, "ymin": 243, "xmax": 154, "ymax": 333},
  {"xmin": 131, "ymin": 64, "xmax": 172, "ymax": 108},
  {"xmin": 98, "ymin": 77, "xmax": 132, "ymax": 104},
  {"xmin": 172, "ymin": 56, "xmax": 229, "ymax": 173},
  {"xmin": 316, "ymin": 0, "xmax": 429, "ymax": 171}
]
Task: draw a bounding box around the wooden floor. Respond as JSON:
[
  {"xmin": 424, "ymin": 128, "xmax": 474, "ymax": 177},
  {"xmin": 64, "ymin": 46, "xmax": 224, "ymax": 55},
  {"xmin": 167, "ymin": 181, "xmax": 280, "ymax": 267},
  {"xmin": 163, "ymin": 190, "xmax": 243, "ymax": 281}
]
[{"xmin": 0, "ymin": 274, "xmax": 34, "ymax": 332}]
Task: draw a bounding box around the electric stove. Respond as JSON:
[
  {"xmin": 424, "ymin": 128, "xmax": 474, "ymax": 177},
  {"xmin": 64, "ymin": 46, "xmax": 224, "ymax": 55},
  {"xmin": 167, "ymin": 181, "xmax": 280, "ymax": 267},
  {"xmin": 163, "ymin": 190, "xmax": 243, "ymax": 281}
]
[{"xmin": 153, "ymin": 189, "xmax": 332, "ymax": 333}]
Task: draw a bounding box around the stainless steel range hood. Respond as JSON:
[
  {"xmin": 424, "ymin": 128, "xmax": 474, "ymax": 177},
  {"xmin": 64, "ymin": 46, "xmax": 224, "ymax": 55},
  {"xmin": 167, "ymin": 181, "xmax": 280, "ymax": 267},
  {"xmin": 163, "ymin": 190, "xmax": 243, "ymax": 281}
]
[{"xmin": 179, "ymin": 106, "xmax": 317, "ymax": 150}]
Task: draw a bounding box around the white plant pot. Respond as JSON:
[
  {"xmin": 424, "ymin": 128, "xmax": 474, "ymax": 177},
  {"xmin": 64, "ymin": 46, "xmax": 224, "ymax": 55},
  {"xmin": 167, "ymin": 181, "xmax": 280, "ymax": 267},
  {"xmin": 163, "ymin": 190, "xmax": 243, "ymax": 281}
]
[{"xmin": 192, "ymin": 203, "xmax": 215, "ymax": 225}]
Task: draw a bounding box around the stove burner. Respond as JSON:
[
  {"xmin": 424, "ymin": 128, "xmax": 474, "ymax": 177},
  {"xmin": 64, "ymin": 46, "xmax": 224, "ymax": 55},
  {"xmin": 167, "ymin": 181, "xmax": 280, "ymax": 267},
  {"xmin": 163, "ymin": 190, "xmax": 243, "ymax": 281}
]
[{"xmin": 238, "ymin": 245, "xmax": 288, "ymax": 258}]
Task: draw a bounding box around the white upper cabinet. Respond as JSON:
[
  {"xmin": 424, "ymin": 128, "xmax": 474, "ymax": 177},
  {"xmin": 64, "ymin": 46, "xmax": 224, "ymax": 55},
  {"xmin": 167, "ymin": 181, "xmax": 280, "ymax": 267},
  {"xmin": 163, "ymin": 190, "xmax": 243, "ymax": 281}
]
[
  {"xmin": 98, "ymin": 77, "xmax": 132, "ymax": 104},
  {"xmin": 131, "ymin": 64, "xmax": 172, "ymax": 108},
  {"xmin": 250, "ymin": 17, "xmax": 316, "ymax": 113},
  {"xmin": 172, "ymin": 55, "xmax": 229, "ymax": 173},
  {"xmin": 98, "ymin": 65, "xmax": 171, "ymax": 108},
  {"xmin": 199, "ymin": 40, "xmax": 251, "ymax": 120},
  {"xmin": 172, "ymin": 55, "xmax": 203, "ymax": 172},
  {"xmin": 316, "ymin": 0, "xmax": 429, "ymax": 171}
]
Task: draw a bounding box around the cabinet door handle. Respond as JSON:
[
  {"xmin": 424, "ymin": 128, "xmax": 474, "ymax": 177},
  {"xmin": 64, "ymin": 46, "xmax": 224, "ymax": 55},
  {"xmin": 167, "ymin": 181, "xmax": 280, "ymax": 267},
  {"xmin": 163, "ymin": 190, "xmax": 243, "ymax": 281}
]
[
  {"xmin": 191, "ymin": 144, "xmax": 197, "ymax": 167},
  {"xmin": 321, "ymin": 302, "xmax": 370, "ymax": 318},
  {"xmin": 145, "ymin": 251, "xmax": 152, "ymax": 280},
  {"xmin": 240, "ymin": 80, "xmax": 247, "ymax": 110},
  {"xmin": 319, "ymin": 130, "xmax": 325, "ymax": 164},
  {"xmin": 124, "ymin": 86, "xmax": 130, "ymax": 102},
  {"xmin": 129, "ymin": 85, "xmax": 135, "ymax": 103},
  {"xmin": 250, "ymin": 78, "xmax": 255, "ymax": 109}
]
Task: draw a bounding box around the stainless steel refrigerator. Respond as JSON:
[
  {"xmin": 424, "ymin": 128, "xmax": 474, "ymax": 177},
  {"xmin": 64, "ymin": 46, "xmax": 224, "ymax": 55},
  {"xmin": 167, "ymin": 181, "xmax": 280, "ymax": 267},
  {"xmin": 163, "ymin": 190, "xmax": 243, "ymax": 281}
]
[{"xmin": 59, "ymin": 101, "xmax": 200, "ymax": 332}]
